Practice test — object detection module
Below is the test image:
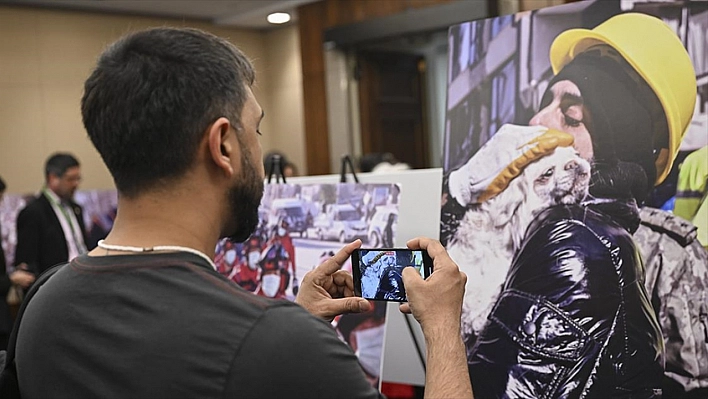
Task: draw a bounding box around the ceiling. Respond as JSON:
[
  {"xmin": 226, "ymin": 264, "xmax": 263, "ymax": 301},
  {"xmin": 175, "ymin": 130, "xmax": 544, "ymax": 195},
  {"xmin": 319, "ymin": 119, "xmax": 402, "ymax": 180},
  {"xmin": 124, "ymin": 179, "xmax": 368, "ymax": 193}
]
[{"xmin": 0, "ymin": 0, "xmax": 320, "ymax": 30}]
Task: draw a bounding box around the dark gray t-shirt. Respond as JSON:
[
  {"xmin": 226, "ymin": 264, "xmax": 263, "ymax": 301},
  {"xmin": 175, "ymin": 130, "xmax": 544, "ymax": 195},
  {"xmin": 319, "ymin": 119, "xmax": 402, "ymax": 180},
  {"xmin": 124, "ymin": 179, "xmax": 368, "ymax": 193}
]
[{"xmin": 16, "ymin": 253, "xmax": 382, "ymax": 398}]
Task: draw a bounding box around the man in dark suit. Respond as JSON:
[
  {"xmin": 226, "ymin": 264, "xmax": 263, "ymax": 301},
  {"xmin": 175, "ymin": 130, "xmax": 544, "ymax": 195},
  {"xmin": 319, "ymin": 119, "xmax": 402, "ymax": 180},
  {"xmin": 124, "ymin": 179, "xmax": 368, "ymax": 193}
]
[{"xmin": 14, "ymin": 153, "xmax": 88, "ymax": 276}]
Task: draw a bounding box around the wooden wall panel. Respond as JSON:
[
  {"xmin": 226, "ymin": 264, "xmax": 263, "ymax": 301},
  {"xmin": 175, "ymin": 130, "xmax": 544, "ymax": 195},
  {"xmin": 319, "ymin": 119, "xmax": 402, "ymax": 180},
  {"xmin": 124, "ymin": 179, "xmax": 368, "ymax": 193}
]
[
  {"xmin": 298, "ymin": 1, "xmax": 330, "ymax": 175},
  {"xmin": 519, "ymin": 0, "xmax": 579, "ymax": 12},
  {"xmin": 325, "ymin": 0, "xmax": 457, "ymax": 28},
  {"xmin": 298, "ymin": 0, "xmax": 455, "ymax": 175}
]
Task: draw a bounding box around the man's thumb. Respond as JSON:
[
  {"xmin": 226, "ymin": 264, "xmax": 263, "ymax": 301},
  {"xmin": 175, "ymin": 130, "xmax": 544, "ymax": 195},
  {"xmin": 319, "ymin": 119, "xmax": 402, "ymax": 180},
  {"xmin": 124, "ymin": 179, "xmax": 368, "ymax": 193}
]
[
  {"xmin": 401, "ymin": 266, "xmax": 424, "ymax": 286},
  {"xmin": 330, "ymin": 297, "xmax": 371, "ymax": 315}
]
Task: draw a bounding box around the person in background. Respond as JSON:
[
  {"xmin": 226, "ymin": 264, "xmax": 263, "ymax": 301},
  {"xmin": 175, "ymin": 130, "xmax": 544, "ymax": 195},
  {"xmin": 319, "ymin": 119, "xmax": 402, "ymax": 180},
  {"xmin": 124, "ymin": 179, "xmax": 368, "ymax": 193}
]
[
  {"xmin": 275, "ymin": 217, "xmax": 298, "ymax": 295},
  {"xmin": 14, "ymin": 153, "xmax": 88, "ymax": 277},
  {"xmin": 673, "ymin": 145, "xmax": 708, "ymax": 248},
  {"xmin": 14, "ymin": 27, "xmax": 472, "ymax": 398},
  {"xmin": 382, "ymin": 212, "xmax": 396, "ymax": 248},
  {"xmin": 283, "ymin": 161, "xmax": 299, "ymax": 178},
  {"xmin": 635, "ymin": 141, "xmax": 708, "ymax": 398},
  {"xmin": 0, "ymin": 176, "xmax": 35, "ymax": 350},
  {"xmin": 359, "ymin": 152, "xmax": 410, "ymax": 174},
  {"xmin": 263, "ymin": 150, "xmax": 299, "ymax": 178}
]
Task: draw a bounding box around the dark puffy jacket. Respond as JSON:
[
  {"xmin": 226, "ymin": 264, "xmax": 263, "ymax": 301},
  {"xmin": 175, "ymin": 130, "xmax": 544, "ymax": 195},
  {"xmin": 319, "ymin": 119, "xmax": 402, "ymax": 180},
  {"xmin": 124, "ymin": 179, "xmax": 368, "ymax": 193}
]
[{"xmin": 468, "ymin": 203, "xmax": 663, "ymax": 399}]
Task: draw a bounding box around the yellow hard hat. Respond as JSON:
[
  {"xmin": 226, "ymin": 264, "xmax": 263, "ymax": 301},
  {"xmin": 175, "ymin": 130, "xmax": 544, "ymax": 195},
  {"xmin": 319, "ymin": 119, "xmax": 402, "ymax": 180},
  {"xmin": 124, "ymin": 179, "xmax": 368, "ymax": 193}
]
[{"xmin": 549, "ymin": 12, "xmax": 697, "ymax": 185}]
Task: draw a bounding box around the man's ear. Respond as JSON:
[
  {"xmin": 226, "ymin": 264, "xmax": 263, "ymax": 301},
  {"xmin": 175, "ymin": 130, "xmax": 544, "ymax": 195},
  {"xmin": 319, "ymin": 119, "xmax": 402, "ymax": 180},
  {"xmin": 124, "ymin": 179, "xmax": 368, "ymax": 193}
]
[
  {"xmin": 207, "ymin": 117, "xmax": 236, "ymax": 176},
  {"xmin": 46, "ymin": 173, "xmax": 59, "ymax": 189}
]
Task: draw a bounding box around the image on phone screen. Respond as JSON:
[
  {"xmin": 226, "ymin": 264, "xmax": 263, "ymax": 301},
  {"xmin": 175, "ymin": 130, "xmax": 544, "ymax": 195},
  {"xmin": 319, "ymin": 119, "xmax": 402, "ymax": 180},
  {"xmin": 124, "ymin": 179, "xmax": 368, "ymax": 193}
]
[{"xmin": 351, "ymin": 249, "xmax": 432, "ymax": 302}]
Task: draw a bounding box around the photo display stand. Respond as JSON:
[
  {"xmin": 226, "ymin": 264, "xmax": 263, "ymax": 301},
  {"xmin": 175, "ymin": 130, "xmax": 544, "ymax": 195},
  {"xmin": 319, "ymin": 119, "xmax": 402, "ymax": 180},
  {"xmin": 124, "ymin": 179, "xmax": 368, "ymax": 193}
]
[
  {"xmin": 287, "ymin": 167, "xmax": 442, "ymax": 386},
  {"xmin": 267, "ymin": 154, "xmax": 287, "ymax": 184},
  {"xmin": 339, "ymin": 155, "xmax": 360, "ymax": 183}
]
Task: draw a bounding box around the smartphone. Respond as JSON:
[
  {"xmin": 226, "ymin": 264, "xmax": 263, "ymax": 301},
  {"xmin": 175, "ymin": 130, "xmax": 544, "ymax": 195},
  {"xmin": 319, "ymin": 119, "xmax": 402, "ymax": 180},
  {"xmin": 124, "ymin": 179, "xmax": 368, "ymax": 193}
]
[{"xmin": 351, "ymin": 248, "xmax": 433, "ymax": 302}]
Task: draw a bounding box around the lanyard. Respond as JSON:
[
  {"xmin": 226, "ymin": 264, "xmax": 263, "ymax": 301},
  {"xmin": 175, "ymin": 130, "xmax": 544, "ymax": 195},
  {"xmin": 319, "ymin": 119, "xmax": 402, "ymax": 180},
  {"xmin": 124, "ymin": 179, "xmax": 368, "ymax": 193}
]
[{"xmin": 43, "ymin": 188, "xmax": 86, "ymax": 253}]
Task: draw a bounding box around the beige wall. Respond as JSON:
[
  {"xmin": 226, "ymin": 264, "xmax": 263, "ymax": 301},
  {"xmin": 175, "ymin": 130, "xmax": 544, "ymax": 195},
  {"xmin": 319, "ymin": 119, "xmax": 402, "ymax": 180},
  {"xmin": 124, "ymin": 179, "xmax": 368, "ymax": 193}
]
[
  {"xmin": 260, "ymin": 25, "xmax": 306, "ymax": 176},
  {"xmin": 0, "ymin": 6, "xmax": 305, "ymax": 193}
]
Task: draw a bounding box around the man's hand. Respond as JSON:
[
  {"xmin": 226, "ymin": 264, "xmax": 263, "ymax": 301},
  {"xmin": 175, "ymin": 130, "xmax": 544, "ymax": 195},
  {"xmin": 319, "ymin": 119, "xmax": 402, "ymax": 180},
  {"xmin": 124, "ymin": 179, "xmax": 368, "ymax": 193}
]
[
  {"xmin": 399, "ymin": 237, "xmax": 473, "ymax": 399},
  {"xmin": 399, "ymin": 237, "xmax": 467, "ymax": 336},
  {"xmin": 295, "ymin": 240, "xmax": 371, "ymax": 321},
  {"xmin": 10, "ymin": 263, "xmax": 36, "ymax": 289}
]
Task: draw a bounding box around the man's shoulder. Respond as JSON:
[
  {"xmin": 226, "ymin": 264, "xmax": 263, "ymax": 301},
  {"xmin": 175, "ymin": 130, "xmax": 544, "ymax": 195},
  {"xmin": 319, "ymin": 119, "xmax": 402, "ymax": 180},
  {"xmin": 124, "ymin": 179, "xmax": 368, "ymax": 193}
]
[
  {"xmin": 38, "ymin": 256, "xmax": 311, "ymax": 340},
  {"xmin": 67, "ymin": 254, "xmax": 300, "ymax": 314},
  {"xmin": 529, "ymin": 204, "xmax": 611, "ymax": 238},
  {"xmin": 16, "ymin": 195, "xmax": 52, "ymax": 224},
  {"xmin": 21, "ymin": 195, "xmax": 44, "ymax": 211},
  {"xmin": 257, "ymin": 300, "xmax": 329, "ymax": 332},
  {"xmin": 637, "ymin": 207, "xmax": 698, "ymax": 247},
  {"xmin": 635, "ymin": 208, "xmax": 707, "ymax": 269},
  {"xmin": 19, "ymin": 194, "xmax": 47, "ymax": 213},
  {"xmin": 519, "ymin": 204, "xmax": 640, "ymax": 263}
]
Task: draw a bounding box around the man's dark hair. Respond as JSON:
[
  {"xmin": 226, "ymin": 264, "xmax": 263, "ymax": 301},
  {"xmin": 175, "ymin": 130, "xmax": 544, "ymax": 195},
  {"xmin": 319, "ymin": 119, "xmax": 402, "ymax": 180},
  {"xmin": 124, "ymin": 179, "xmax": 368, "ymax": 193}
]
[
  {"xmin": 0, "ymin": 175, "xmax": 6, "ymax": 193},
  {"xmin": 81, "ymin": 27, "xmax": 255, "ymax": 197},
  {"xmin": 45, "ymin": 153, "xmax": 80, "ymax": 181}
]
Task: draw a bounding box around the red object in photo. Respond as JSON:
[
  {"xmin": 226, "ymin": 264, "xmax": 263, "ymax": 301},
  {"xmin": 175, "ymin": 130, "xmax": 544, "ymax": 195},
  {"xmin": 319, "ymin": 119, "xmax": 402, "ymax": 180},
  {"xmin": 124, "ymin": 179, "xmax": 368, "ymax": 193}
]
[{"xmin": 380, "ymin": 382, "xmax": 419, "ymax": 399}]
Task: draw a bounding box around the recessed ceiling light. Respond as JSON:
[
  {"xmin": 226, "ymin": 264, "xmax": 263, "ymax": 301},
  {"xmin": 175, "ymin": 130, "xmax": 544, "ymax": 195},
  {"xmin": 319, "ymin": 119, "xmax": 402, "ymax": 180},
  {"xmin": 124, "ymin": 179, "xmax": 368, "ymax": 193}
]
[{"xmin": 267, "ymin": 12, "xmax": 291, "ymax": 25}]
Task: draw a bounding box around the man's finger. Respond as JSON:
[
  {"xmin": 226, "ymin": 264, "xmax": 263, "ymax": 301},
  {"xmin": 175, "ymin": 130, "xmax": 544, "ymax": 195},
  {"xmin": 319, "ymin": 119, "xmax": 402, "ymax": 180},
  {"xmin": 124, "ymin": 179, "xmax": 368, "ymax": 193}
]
[
  {"xmin": 425, "ymin": 240, "xmax": 449, "ymax": 262},
  {"xmin": 406, "ymin": 237, "xmax": 425, "ymax": 250},
  {"xmin": 407, "ymin": 237, "xmax": 455, "ymax": 273},
  {"xmin": 332, "ymin": 270, "xmax": 355, "ymax": 292},
  {"xmin": 401, "ymin": 266, "xmax": 423, "ymax": 288},
  {"xmin": 342, "ymin": 285, "xmax": 355, "ymax": 298},
  {"xmin": 399, "ymin": 303, "xmax": 411, "ymax": 314},
  {"xmin": 315, "ymin": 240, "xmax": 361, "ymax": 276},
  {"xmin": 406, "ymin": 237, "xmax": 445, "ymax": 258},
  {"xmin": 459, "ymin": 271, "xmax": 468, "ymax": 286},
  {"xmin": 323, "ymin": 297, "xmax": 371, "ymax": 316}
]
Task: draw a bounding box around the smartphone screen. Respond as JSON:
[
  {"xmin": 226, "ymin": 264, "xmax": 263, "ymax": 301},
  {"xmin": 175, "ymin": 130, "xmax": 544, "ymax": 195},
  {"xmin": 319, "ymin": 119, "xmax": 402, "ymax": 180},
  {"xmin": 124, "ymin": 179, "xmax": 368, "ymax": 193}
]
[{"xmin": 351, "ymin": 248, "xmax": 433, "ymax": 302}]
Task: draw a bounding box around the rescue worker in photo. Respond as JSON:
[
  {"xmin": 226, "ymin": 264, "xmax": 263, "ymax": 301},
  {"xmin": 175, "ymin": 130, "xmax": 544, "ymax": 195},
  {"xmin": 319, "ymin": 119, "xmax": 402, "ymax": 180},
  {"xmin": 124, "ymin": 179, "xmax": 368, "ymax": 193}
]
[
  {"xmin": 460, "ymin": 13, "xmax": 706, "ymax": 399},
  {"xmin": 227, "ymin": 235, "xmax": 263, "ymax": 292},
  {"xmin": 374, "ymin": 250, "xmax": 411, "ymax": 301},
  {"xmin": 274, "ymin": 217, "xmax": 298, "ymax": 294},
  {"xmin": 214, "ymin": 239, "xmax": 239, "ymax": 276},
  {"xmin": 256, "ymin": 228, "xmax": 291, "ymax": 299}
]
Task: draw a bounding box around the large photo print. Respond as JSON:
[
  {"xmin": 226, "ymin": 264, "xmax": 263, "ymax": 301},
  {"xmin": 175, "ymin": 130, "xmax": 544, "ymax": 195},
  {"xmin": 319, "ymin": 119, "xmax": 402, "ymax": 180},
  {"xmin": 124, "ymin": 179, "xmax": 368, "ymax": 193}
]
[
  {"xmin": 441, "ymin": 0, "xmax": 707, "ymax": 397},
  {"xmin": 214, "ymin": 182, "xmax": 401, "ymax": 388}
]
